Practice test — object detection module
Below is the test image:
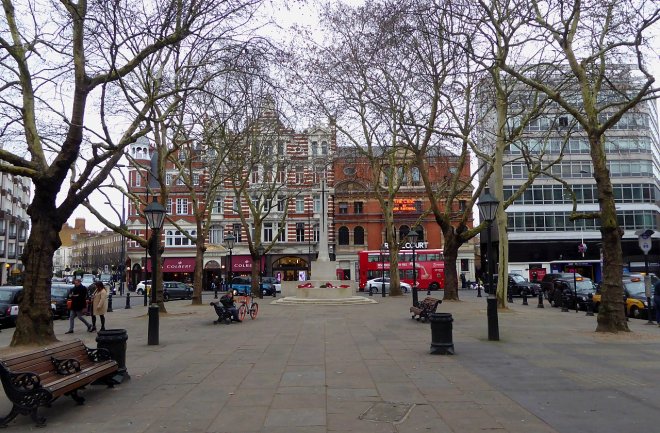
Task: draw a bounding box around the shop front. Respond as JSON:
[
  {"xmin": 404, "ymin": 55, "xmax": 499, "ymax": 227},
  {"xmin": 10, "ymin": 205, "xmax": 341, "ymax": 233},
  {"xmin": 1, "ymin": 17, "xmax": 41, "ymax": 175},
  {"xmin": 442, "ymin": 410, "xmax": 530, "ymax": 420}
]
[
  {"xmin": 147, "ymin": 257, "xmax": 196, "ymax": 283},
  {"xmin": 271, "ymin": 256, "xmax": 309, "ymax": 281}
]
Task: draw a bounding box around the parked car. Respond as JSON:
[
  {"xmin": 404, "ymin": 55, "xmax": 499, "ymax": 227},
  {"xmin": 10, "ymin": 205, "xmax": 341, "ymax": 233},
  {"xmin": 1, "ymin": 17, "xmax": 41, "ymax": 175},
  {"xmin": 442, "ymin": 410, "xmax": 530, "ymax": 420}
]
[
  {"xmin": 163, "ymin": 281, "xmax": 192, "ymax": 301},
  {"xmin": 488, "ymin": 274, "xmax": 541, "ymax": 297},
  {"xmin": 51, "ymin": 283, "xmax": 73, "ymax": 319},
  {"xmin": 365, "ymin": 277, "xmax": 412, "ymax": 294},
  {"xmin": 592, "ymin": 276, "xmax": 650, "ymax": 318},
  {"xmin": 135, "ymin": 280, "xmax": 151, "ymax": 295},
  {"xmin": 541, "ymin": 272, "xmax": 583, "ymax": 298},
  {"xmin": 0, "ymin": 286, "xmax": 23, "ymax": 327},
  {"xmin": 81, "ymin": 274, "xmax": 96, "ymax": 286},
  {"xmin": 230, "ymin": 276, "xmax": 276, "ymax": 296},
  {"xmin": 548, "ymin": 276, "xmax": 596, "ymax": 309},
  {"xmin": 262, "ymin": 277, "xmax": 281, "ymax": 294}
]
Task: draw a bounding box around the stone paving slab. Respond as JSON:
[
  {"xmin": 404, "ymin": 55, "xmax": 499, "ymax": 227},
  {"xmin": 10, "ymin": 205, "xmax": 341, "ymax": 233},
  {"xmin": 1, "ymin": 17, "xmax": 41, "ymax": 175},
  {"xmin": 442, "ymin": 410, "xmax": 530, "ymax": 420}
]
[{"xmin": 0, "ymin": 290, "xmax": 659, "ymax": 432}]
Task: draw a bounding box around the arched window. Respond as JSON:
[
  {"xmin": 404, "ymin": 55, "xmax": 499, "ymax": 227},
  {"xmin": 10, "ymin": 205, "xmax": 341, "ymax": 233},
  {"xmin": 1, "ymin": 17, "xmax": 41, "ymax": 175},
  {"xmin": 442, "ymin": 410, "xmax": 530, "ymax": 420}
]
[
  {"xmin": 338, "ymin": 226, "xmax": 350, "ymax": 245},
  {"xmin": 413, "ymin": 225, "xmax": 425, "ymax": 242},
  {"xmin": 354, "ymin": 226, "xmax": 365, "ymax": 245},
  {"xmin": 399, "ymin": 225, "xmax": 410, "ymax": 242}
]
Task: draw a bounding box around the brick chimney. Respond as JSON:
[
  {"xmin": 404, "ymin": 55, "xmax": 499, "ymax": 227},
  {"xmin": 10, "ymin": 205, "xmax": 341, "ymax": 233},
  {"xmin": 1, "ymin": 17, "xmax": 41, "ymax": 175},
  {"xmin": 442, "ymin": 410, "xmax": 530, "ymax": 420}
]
[{"xmin": 74, "ymin": 218, "xmax": 86, "ymax": 231}]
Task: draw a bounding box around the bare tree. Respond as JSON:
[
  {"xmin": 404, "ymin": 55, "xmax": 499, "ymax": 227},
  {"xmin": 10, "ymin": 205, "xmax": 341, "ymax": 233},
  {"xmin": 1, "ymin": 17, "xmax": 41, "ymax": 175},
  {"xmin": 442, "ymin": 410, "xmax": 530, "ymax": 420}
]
[
  {"xmin": 476, "ymin": 0, "xmax": 660, "ymax": 331},
  {"xmin": 0, "ymin": 0, "xmax": 260, "ymax": 346}
]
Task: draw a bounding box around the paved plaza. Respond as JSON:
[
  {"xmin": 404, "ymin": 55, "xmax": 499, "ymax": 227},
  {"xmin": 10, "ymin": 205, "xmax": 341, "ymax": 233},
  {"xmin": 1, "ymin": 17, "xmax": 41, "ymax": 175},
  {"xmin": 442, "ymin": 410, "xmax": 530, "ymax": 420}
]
[{"xmin": 0, "ymin": 290, "xmax": 659, "ymax": 432}]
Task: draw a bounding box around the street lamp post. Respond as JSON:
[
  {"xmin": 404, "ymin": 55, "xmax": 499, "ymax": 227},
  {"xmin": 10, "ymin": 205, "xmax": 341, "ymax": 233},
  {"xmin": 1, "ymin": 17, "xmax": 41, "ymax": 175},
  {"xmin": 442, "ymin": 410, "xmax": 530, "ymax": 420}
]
[
  {"xmin": 380, "ymin": 244, "xmax": 387, "ymax": 297},
  {"xmin": 478, "ymin": 188, "xmax": 500, "ymax": 341},
  {"xmin": 257, "ymin": 244, "xmax": 265, "ymax": 299},
  {"xmin": 224, "ymin": 234, "xmax": 235, "ymax": 294},
  {"xmin": 144, "ymin": 199, "xmax": 166, "ymax": 346},
  {"xmin": 407, "ymin": 231, "xmax": 419, "ymax": 307}
]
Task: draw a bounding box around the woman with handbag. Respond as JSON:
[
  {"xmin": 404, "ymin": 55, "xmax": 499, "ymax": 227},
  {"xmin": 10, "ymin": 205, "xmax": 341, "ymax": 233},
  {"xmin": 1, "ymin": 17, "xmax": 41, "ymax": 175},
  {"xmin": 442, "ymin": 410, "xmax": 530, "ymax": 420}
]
[{"xmin": 90, "ymin": 281, "xmax": 108, "ymax": 332}]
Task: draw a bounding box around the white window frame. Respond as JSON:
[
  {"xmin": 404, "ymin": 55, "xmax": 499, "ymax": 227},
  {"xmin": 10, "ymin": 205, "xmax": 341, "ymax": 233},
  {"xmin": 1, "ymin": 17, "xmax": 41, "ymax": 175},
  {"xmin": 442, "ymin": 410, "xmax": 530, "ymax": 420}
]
[{"xmin": 176, "ymin": 198, "xmax": 189, "ymax": 215}]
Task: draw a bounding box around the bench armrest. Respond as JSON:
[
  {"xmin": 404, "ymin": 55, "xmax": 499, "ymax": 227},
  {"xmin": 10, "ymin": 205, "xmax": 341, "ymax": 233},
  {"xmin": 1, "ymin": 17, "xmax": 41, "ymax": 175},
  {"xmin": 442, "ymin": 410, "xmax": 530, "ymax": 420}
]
[
  {"xmin": 3, "ymin": 371, "xmax": 42, "ymax": 391},
  {"xmin": 51, "ymin": 357, "xmax": 81, "ymax": 375},
  {"xmin": 86, "ymin": 347, "xmax": 112, "ymax": 362}
]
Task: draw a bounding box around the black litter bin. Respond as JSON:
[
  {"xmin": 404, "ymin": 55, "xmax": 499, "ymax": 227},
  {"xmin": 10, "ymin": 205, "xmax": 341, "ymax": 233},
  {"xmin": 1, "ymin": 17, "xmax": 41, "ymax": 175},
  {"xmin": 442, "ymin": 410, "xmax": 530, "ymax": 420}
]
[
  {"xmin": 96, "ymin": 329, "xmax": 130, "ymax": 382},
  {"xmin": 429, "ymin": 312, "xmax": 454, "ymax": 355}
]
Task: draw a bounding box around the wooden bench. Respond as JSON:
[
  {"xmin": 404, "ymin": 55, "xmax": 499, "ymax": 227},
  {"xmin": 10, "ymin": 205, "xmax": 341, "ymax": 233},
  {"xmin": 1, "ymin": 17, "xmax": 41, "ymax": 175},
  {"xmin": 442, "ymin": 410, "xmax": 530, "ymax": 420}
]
[
  {"xmin": 0, "ymin": 340, "xmax": 118, "ymax": 427},
  {"xmin": 410, "ymin": 297, "xmax": 442, "ymax": 322}
]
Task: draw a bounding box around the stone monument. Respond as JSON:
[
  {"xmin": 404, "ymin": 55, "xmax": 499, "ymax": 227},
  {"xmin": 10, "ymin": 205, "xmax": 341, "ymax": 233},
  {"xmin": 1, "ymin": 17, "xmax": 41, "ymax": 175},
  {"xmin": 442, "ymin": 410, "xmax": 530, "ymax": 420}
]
[{"xmin": 274, "ymin": 179, "xmax": 376, "ymax": 305}]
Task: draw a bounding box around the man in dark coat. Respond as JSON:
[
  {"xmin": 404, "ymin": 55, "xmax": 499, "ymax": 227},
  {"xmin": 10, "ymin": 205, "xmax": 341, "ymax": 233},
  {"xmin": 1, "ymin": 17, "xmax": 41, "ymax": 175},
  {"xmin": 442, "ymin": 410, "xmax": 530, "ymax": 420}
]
[{"xmin": 66, "ymin": 278, "xmax": 93, "ymax": 334}]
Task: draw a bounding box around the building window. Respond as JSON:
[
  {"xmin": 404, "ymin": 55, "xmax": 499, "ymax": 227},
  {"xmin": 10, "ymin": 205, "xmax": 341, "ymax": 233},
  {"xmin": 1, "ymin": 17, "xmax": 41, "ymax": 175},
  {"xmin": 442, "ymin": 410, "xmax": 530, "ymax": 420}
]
[
  {"xmin": 166, "ymin": 173, "xmax": 173, "ymax": 185},
  {"xmin": 276, "ymin": 168, "xmax": 286, "ymax": 183},
  {"xmin": 209, "ymin": 225, "xmax": 223, "ymax": 244},
  {"xmin": 192, "ymin": 174, "xmax": 200, "ymax": 185},
  {"xmin": 277, "ymin": 141, "xmax": 285, "ymax": 156},
  {"xmin": 313, "ymin": 195, "xmax": 321, "ymax": 213},
  {"xmin": 232, "ymin": 224, "xmax": 242, "ymax": 242},
  {"xmin": 353, "ymin": 202, "xmax": 363, "ymax": 214},
  {"xmin": 176, "ymin": 176, "xmax": 185, "ymax": 186},
  {"xmin": 354, "ymin": 226, "xmax": 365, "ymax": 245},
  {"xmin": 264, "ymin": 223, "xmax": 273, "ymax": 242},
  {"xmin": 233, "ymin": 197, "xmax": 240, "ymax": 213},
  {"xmin": 212, "ymin": 197, "xmax": 223, "ymax": 214},
  {"xmin": 314, "ymin": 224, "xmax": 319, "ymax": 242},
  {"xmin": 166, "ymin": 199, "xmax": 173, "ymax": 214},
  {"xmin": 411, "ymin": 167, "xmax": 420, "ymax": 186},
  {"xmin": 321, "ymin": 141, "xmax": 328, "ymax": 155},
  {"xmin": 414, "ymin": 201, "xmax": 423, "ymax": 212},
  {"xmin": 295, "ymin": 167, "xmax": 305, "ymax": 184},
  {"xmin": 277, "ymin": 223, "xmax": 286, "ymax": 241},
  {"xmin": 165, "ymin": 229, "xmax": 196, "ymax": 247},
  {"xmin": 338, "ymin": 226, "xmax": 350, "ymax": 245},
  {"xmin": 296, "ymin": 198, "xmax": 305, "ymax": 213},
  {"xmin": 311, "ymin": 141, "xmax": 318, "ymax": 156},
  {"xmin": 339, "ymin": 202, "xmax": 348, "ymax": 214},
  {"xmin": 397, "ymin": 166, "xmax": 406, "ymax": 185},
  {"xmin": 296, "ymin": 222, "xmax": 305, "ymax": 242},
  {"xmin": 458, "ymin": 200, "xmax": 466, "ymax": 211},
  {"xmin": 251, "ymin": 167, "xmax": 259, "ymax": 184},
  {"xmin": 134, "ymin": 173, "xmax": 141, "ymax": 187},
  {"xmin": 277, "ymin": 196, "xmax": 286, "ymax": 212},
  {"xmin": 176, "ymin": 198, "xmax": 189, "ymax": 215}
]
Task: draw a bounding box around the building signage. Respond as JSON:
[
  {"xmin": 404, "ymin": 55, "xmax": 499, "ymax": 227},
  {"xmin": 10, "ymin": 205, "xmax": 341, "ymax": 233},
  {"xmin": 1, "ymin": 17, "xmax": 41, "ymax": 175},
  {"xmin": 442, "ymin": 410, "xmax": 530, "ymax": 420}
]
[
  {"xmin": 393, "ymin": 199, "xmax": 417, "ymax": 212},
  {"xmin": 383, "ymin": 242, "xmax": 429, "ymax": 250},
  {"xmin": 147, "ymin": 257, "xmax": 196, "ymax": 272}
]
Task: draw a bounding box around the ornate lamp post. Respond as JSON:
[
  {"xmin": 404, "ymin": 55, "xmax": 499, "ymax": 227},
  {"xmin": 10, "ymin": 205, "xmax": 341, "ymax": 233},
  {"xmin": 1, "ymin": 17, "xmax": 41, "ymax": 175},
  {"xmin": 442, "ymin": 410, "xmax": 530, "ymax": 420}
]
[
  {"xmin": 477, "ymin": 188, "xmax": 500, "ymax": 341},
  {"xmin": 380, "ymin": 243, "xmax": 387, "ymax": 297},
  {"xmin": 144, "ymin": 199, "xmax": 166, "ymax": 346},
  {"xmin": 407, "ymin": 231, "xmax": 419, "ymax": 307},
  {"xmin": 224, "ymin": 234, "xmax": 235, "ymax": 294}
]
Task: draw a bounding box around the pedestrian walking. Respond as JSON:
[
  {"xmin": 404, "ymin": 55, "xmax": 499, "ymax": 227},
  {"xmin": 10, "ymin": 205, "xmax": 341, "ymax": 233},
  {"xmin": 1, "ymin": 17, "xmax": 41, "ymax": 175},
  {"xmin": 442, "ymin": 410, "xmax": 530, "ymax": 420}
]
[
  {"xmin": 653, "ymin": 281, "xmax": 660, "ymax": 326},
  {"xmin": 66, "ymin": 278, "xmax": 92, "ymax": 334},
  {"xmin": 90, "ymin": 281, "xmax": 108, "ymax": 332},
  {"xmin": 460, "ymin": 273, "xmax": 466, "ymax": 289}
]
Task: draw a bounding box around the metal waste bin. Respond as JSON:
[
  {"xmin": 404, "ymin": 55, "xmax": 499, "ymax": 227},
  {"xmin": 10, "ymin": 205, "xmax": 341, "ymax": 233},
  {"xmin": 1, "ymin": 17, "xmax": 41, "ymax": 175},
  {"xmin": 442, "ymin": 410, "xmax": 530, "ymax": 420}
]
[
  {"xmin": 429, "ymin": 312, "xmax": 454, "ymax": 355},
  {"xmin": 96, "ymin": 329, "xmax": 130, "ymax": 382}
]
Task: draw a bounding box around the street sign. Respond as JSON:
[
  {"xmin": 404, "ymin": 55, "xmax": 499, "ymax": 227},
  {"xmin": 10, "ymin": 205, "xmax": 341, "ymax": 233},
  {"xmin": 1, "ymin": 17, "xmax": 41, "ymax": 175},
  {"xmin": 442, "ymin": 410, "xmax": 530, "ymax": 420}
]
[{"xmin": 636, "ymin": 229, "xmax": 654, "ymax": 255}]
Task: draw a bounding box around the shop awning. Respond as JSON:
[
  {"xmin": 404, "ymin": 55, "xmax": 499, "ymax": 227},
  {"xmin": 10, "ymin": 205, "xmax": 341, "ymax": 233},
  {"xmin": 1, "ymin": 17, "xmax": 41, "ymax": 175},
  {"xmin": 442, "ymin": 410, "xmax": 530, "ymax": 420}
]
[{"xmin": 146, "ymin": 257, "xmax": 196, "ymax": 272}]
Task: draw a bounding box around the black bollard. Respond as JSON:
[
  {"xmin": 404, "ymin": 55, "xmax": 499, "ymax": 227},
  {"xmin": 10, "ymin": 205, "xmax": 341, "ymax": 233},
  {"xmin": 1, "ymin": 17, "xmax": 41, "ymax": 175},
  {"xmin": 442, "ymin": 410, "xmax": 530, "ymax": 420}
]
[
  {"xmin": 522, "ymin": 291, "xmax": 528, "ymax": 306},
  {"xmin": 125, "ymin": 292, "xmax": 131, "ymax": 309},
  {"xmin": 368, "ymin": 286, "xmax": 373, "ymax": 296},
  {"xmin": 487, "ymin": 297, "xmax": 499, "ymax": 341},
  {"xmin": 561, "ymin": 293, "xmax": 569, "ymax": 312},
  {"xmin": 107, "ymin": 293, "xmax": 113, "ymax": 312},
  {"xmin": 214, "ymin": 288, "xmax": 218, "ymax": 299},
  {"xmin": 585, "ymin": 293, "xmax": 594, "ymax": 316},
  {"xmin": 429, "ymin": 312, "xmax": 454, "ymax": 355},
  {"xmin": 537, "ymin": 291, "xmax": 544, "ymax": 308}
]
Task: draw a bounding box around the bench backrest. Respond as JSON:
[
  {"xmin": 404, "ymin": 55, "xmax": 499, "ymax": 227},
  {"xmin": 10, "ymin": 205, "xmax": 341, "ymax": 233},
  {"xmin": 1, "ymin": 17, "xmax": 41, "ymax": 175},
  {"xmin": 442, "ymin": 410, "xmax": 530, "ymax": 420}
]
[
  {"xmin": 421, "ymin": 297, "xmax": 441, "ymax": 312},
  {"xmin": 0, "ymin": 340, "xmax": 89, "ymax": 376}
]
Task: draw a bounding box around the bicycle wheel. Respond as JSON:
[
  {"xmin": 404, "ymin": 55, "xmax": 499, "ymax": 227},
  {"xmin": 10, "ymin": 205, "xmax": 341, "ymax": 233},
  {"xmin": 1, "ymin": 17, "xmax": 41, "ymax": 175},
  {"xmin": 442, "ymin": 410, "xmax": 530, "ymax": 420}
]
[
  {"xmin": 238, "ymin": 304, "xmax": 247, "ymax": 321},
  {"xmin": 250, "ymin": 302, "xmax": 259, "ymax": 319}
]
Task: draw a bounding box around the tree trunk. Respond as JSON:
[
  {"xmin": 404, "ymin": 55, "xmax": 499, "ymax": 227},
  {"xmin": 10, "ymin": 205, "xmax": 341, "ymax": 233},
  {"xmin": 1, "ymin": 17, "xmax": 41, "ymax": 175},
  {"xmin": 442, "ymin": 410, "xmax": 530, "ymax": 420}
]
[
  {"xmin": 191, "ymin": 243, "xmax": 205, "ymax": 305},
  {"xmin": 442, "ymin": 230, "xmax": 460, "ymax": 301},
  {"xmin": 251, "ymin": 256, "xmax": 262, "ymax": 298},
  {"xmin": 590, "ymin": 134, "xmax": 628, "ymax": 332},
  {"xmin": 11, "ymin": 214, "xmax": 61, "ymax": 346}
]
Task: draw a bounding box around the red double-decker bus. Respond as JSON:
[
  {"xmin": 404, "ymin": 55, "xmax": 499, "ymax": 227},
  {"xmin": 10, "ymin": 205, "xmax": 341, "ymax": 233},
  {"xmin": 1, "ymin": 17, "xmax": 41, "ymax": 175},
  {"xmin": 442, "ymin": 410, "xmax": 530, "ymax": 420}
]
[{"xmin": 357, "ymin": 249, "xmax": 445, "ymax": 291}]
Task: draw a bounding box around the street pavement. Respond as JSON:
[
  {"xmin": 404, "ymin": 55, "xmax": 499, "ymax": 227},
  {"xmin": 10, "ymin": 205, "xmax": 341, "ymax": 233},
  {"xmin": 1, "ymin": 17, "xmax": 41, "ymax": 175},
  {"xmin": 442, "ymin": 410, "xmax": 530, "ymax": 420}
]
[{"xmin": 0, "ymin": 289, "xmax": 659, "ymax": 432}]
